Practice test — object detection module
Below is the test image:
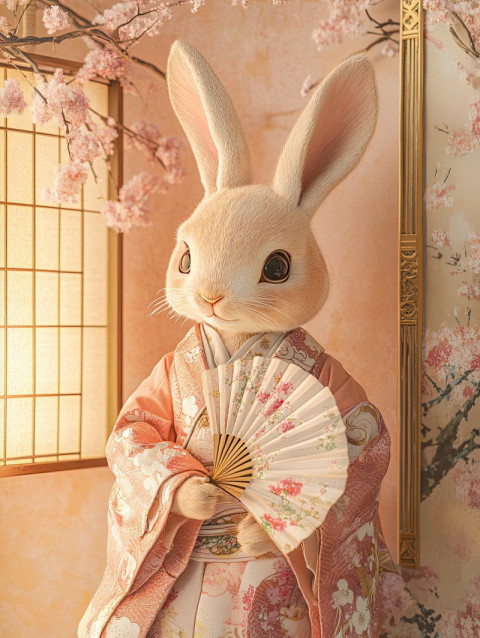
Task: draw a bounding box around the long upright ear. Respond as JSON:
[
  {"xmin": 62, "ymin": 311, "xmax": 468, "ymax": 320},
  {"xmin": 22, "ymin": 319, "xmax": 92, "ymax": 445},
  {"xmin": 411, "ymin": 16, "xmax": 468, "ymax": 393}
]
[
  {"xmin": 273, "ymin": 53, "xmax": 377, "ymax": 215},
  {"xmin": 167, "ymin": 40, "xmax": 251, "ymax": 195}
]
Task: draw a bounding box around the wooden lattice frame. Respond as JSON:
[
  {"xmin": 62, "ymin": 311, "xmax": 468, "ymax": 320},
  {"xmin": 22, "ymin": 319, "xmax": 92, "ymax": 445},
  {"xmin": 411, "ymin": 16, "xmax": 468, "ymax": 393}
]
[{"xmin": 0, "ymin": 54, "xmax": 123, "ymax": 477}]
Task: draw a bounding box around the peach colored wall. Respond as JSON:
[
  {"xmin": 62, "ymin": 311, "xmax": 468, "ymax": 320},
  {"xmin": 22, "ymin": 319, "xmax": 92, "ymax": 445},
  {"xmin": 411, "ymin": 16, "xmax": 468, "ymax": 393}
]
[
  {"xmin": 0, "ymin": 2, "xmax": 399, "ymax": 637},
  {"xmin": 0, "ymin": 468, "xmax": 112, "ymax": 636}
]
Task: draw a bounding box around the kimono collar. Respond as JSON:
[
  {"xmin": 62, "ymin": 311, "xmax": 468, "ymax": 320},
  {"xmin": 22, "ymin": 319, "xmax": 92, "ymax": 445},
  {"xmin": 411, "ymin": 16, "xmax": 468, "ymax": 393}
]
[{"xmin": 200, "ymin": 323, "xmax": 289, "ymax": 369}]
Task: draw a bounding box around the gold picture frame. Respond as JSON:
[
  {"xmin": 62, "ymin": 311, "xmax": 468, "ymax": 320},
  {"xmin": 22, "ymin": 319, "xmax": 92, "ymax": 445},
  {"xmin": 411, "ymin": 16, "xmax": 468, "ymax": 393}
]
[{"xmin": 398, "ymin": 0, "xmax": 424, "ymax": 568}]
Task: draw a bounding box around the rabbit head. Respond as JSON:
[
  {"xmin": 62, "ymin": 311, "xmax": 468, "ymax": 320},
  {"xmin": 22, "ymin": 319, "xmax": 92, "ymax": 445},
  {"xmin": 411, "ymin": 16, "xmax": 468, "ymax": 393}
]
[{"xmin": 164, "ymin": 40, "xmax": 377, "ymax": 335}]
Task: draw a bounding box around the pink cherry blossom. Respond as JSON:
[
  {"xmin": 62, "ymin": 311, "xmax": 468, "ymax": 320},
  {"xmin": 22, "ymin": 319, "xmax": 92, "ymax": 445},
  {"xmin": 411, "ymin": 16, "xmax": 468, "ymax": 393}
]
[
  {"xmin": 424, "ymin": 178, "xmax": 455, "ymax": 212},
  {"xmin": 42, "ymin": 5, "xmax": 70, "ymax": 34},
  {"xmin": 77, "ymin": 45, "xmax": 132, "ymax": 91},
  {"xmin": 460, "ymin": 231, "xmax": 480, "ymax": 274},
  {"xmin": 0, "ymin": 78, "xmax": 27, "ymax": 115},
  {"xmin": 423, "ymin": 0, "xmax": 451, "ymax": 25},
  {"xmin": 31, "ymin": 76, "xmax": 51, "ymax": 125},
  {"xmin": 31, "ymin": 70, "xmax": 89, "ymax": 128},
  {"xmin": 446, "ymin": 101, "xmax": 480, "ymax": 157},
  {"xmin": 262, "ymin": 513, "xmax": 287, "ymax": 531},
  {"xmin": 190, "ymin": 0, "xmax": 206, "ymax": 13},
  {"xmin": 312, "ymin": 0, "xmax": 392, "ymax": 53},
  {"xmin": 437, "ymin": 609, "xmax": 480, "ymax": 637},
  {"xmin": 450, "ymin": 461, "xmax": 480, "ymax": 509},
  {"xmin": 431, "ymin": 229, "xmax": 450, "ymax": 250},
  {"xmin": 465, "ymin": 574, "xmax": 480, "ymax": 614},
  {"xmin": 452, "ymin": 533, "xmax": 473, "ymax": 561},
  {"xmin": 93, "ymin": 1, "xmax": 137, "ymax": 34},
  {"xmin": 101, "ymin": 172, "xmax": 161, "ymax": 233},
  {"xmin": 118, "ymin": 5, "xmax": 173, "ymax": 40},
  {"xmin": 276, "ymin": 419, "xmax": 295, "ymax": 433},
  {"xmin": 379, "ymin": 572, "xmax": 413, "ymax": 629},
  {"xmin": 446, "ymin": 129, "xmax": 479, "ymax": 156},
  {"xmin": 68, "ymin": 130, "xmax": 101, "ymax": 163},
  {"xmin": 88, "ymin": 117, "xmax": 119, "ymax": 156},
  {"xmin": 269, "ymin": 478, "xmax": 304, "ymax": 497},
  {"xmin": 1, "ymin": 0, "xmax": 29, "ymax": 11},
  {"xmin": 402, "ymin": 565, "xmax": 439, "ymax": 605},
  {"xmin": 381, "ymin": 40, "xmax": 399, "ymax": 58},
  {"xmin": 42, "ymin": 161, "xmax": 89, "ymax": 204},
  {"xmin": 0, "ymin": 16, "xmax": 12, "ymax": 36},
  {"xmin": 458, "ymin": 282, "xmax": 480, "ymax": 301},
  {"xmin": 125, "ymin": 119, "xmax": 185, "ymax": 183},
  {"xmin": 423, "ymin": 326, "xmax": 480, "ymax": 405}
]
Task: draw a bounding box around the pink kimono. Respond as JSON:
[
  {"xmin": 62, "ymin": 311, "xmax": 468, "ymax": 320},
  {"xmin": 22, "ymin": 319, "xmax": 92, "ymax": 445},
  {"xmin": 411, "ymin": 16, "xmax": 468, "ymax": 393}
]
[{"xmin": 79, "ymin": 325, "xmax": 393, "ymax": 638}]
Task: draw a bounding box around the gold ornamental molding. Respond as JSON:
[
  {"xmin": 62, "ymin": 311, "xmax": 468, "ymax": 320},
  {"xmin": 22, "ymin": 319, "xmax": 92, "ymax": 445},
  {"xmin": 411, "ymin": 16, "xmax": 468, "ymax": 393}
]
[
  {"xmin": 399, "ymin": 0, "xmax": 424, "ymax": 567},
  {"xmin": 402, "ymin": 0, "xmax": 420, "ymax": 37}
]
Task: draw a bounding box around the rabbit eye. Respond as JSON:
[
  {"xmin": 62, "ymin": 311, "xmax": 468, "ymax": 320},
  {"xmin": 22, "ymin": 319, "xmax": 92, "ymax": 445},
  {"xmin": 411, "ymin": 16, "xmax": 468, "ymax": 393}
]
[
  {"xmin": 260, "ymin": 251, "xmax": 290, "ymax": 283},
  {"xmin": 179, "ymin": 249, "xmax": 191, "ymax": 274}
]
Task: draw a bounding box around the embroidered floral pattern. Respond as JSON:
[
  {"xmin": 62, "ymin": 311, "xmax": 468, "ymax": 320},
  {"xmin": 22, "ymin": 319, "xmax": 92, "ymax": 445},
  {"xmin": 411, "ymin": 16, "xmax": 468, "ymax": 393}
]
[
  {"xmin": 181, "ymin": 395, "xmax": 198, "ymax": 426},
  {"xmin": 332, "ymin": 579, "xmax": 354, "ymax": 608},
  {"xmin": 133, "ymin": 444, "xmax": 187, "ymax": 495},
  {"xmin": 193, "ymin": 534, "xmax": 241, "ymax": 556},
  {"xmin": 105, "ymin": 616, "xmax": 141, "ymax": 638}
]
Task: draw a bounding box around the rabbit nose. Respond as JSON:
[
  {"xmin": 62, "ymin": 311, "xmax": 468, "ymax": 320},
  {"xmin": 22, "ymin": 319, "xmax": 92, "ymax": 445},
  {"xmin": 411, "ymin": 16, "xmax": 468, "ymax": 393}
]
[{"xmin": 201, "ymin": 294, "xmax": 224, "ymax": 305}]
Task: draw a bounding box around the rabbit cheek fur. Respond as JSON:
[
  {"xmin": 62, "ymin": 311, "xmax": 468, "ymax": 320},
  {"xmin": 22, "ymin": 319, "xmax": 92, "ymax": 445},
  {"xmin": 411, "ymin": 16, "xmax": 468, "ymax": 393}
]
[{"xmin": 165, "ymin": 185, "xmax": 328, "ymax": 335}]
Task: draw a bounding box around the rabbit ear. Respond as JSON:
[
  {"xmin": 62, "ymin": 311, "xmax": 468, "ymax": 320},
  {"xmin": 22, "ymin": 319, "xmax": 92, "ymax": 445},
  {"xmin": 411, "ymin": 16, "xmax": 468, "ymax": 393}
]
[
  {"xmin": 273, "ymin": 53, "xmax": 377, "ymax": 215},
  {"xmin": 167, "ymin": 40, "xmax": 252, "ymax": 195}
]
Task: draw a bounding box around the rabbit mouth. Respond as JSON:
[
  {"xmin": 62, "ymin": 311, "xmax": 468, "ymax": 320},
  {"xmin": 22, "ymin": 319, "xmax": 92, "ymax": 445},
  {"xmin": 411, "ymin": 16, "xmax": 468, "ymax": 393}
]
[{"xmin": 205, "ymin": 312, "xmax": 236, "ymax": 323}]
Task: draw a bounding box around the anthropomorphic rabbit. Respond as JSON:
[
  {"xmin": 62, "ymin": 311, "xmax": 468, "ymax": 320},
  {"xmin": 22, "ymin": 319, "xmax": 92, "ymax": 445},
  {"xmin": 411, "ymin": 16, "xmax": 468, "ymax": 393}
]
[{"xmin": 79, "ymin": 41, "xmax": 394, "ymax": 638}]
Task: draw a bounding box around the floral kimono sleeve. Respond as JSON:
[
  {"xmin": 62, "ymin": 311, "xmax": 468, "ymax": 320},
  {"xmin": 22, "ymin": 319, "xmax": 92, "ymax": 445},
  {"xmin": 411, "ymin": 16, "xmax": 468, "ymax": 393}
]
[
  {"xmin": 106, "ymin": 352, "xmax": 208, "ymax": 539},
  {"xmin": 79, "ymin": 354, "xmax": 209, "ymax": 638}
]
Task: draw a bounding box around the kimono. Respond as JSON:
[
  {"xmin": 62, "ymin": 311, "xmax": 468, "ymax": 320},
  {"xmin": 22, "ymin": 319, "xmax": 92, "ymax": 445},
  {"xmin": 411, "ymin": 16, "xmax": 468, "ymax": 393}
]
[{"xmin": 78, "ymin": 324, "xmax": 394, "ymax": 638}]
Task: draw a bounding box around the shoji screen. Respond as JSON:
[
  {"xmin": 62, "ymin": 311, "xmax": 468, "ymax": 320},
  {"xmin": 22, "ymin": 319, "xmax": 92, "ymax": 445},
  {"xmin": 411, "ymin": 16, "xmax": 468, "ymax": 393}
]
[{"xmin": 0, "ymin": 60, "xmax": 121, "ymax": 476}]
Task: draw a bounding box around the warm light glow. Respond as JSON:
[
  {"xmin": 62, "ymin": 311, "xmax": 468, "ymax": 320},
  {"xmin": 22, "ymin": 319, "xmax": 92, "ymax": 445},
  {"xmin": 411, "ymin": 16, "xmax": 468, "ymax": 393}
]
[{"xmin": 0, "ymin": 66, "xmax": 113, "ymax": 467}]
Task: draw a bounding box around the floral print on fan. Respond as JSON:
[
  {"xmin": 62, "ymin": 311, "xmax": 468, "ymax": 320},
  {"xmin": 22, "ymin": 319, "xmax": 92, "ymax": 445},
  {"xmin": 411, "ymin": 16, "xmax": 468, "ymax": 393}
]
[
  {"xmin": 269, "ymin": 478, "xmax": 305, "ymax": 497},
  {"xmin": 257, "ymin": 381, "xmax": 294, "ymax": 416},
  {"xmin": 259, "ymin": 478, "xmax": 337, "ymax": 540},
  {"xmin": 261, "ymin": 513, "xmax": 288, "ymax": 532}
]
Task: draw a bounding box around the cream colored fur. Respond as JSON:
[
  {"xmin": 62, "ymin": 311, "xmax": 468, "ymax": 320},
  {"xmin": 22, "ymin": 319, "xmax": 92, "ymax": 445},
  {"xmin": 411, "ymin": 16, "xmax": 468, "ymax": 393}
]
[
  {"xmin": 171, "ymin": 476, "xmax": 220, "ymax": 520},
  {"xmin": 167, "ymin": 41, "xmax": 378, "ymax": 555}
]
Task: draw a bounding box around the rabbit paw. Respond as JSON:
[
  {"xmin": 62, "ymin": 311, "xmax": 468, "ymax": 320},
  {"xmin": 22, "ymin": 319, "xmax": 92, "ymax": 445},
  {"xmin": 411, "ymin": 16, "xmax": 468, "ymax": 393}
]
[
  {"xmin": 171, "ymin": 476, "xmax": 222, "ymax": 520},
  {"xmin": 237, "ymin": 513, "xmax": 277, "ymax": 556}
]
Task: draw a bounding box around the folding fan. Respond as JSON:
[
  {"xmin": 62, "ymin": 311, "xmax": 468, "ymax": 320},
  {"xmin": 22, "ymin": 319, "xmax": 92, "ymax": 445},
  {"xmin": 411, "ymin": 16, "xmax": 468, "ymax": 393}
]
[{"xmin": 201, "ymin": 356, "xmax": 350, "ymax": 553}]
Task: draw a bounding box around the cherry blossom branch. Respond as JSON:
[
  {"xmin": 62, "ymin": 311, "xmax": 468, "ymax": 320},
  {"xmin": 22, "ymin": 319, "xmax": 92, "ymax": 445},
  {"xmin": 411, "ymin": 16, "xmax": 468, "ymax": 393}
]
[
  {"xmin": 449, "ymin": 11, "xmax": 479, "ymax": 60},
  {"xmin": 88, "ymin": 106, "xmax": 167, "ymax": 170},
  {"xmin": 84, "ymin": 119, "xmax": 119, "ymax": 197},
  {"xmin": 0, "ymin": 29, "xmax": 168, "ymax": 80},
  {"xmin": 422, "ymin": 369, "xmax": 474, "ymax": 415},
  {"xmin": 364, "ymin": 9, "xmax": 400, "ymax": 49},
  {"xmin": 421, "ymin": 381, "xmax": 480, "ymax": 500},
  {"xmin": 13, "ymin": 0, "xmax": 35, "ymax": 35}
]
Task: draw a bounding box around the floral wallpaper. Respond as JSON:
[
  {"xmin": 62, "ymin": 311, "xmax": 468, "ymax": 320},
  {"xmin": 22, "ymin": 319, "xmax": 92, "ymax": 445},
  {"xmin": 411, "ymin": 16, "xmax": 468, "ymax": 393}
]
[{"xmin": 381, "ymin": 3, "xmax": 480, "ymax": 636}]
